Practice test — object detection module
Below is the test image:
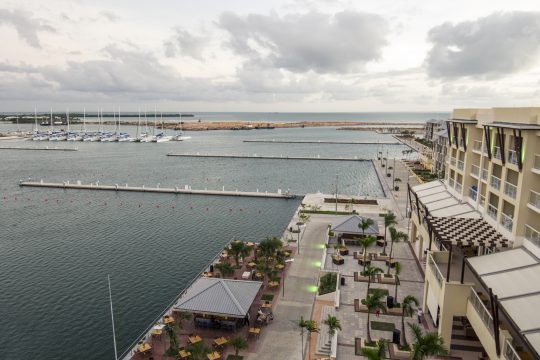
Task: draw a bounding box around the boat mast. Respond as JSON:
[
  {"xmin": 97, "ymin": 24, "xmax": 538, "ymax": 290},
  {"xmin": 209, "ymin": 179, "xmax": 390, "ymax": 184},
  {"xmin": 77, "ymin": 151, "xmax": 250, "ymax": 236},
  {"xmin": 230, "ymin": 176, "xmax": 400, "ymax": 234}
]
[
  {"xmin": 66, "ymin": 108, "xmax": 70, "ymax": 132},
  {"xmin": 137, "ymin": 109, "xmax": 141, "ymax": 139},
  {"xmin": 153, "ymin": 106, "xmax": 157, "ymax": 136},
  {"xmin": 50, "ymin": 108, "xmax": 53, "ymax": 133},
  {"xmin": 144, "ymin": 110, "xmax": 148, "ymax": 134},
  {"xmin": 83, "ymin": 108, "xmax": 86, "ymax": 133},
  {"xmin": 34, "ymin": 107, "xmax": 37, "ymax": 132},
  {"xmin": 107, "ymin": 275, "xmax": 119, "ymax": 360}
]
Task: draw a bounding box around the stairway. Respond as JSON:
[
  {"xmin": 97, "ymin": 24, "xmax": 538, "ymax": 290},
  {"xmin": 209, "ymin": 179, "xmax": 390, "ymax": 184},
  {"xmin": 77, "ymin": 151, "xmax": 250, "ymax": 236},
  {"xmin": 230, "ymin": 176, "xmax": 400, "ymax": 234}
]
[{"xmin": 316, "ymin": 306, "xmax": 336, "ymax": 355}]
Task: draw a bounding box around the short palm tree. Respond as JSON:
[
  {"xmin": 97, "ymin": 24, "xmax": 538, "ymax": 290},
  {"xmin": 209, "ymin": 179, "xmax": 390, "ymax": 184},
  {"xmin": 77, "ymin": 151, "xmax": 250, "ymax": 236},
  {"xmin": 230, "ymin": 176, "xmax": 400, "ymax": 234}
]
[
  {"xmin": 408, "ymin": 323, "xmax": 448, "ymax": 360},
  {"xmin": 358, "ymin": 217, "xmax": 374, "ymax": 237},
  {"xmin": 401, "ymin": 295, "xmax": 419, "ymax": 347},
  {"xmin": 357, "ymin": 235, "xmax": 376, "ymax": 272},
  {"xmin": 230, "ymin": 336, "xmax": 248, "ymax": 358},
  {"xmin": 382, "ymin": 212, "xmax": 397, "ymax": 255},
  {"xmin": 363, "ymin": 265, "xmax": 384, "ymax": 299},
  {"xmin": 323, "ymin": 314, "xmax": 342, "ymax": 338},
  {"xmin": 214, "ymin": 262, "xmax": 234, "ymax": 278},
  {"xmin": 187, "ymin": 341, "xmax": 211, "ymax": 360},
  {"xmin": 229, "ymin": 241, "xmax": 248, "ymax": 268},
  {"xmin": 298, "ymin": 316, "xmax": 320, "ymax": 360},
  {"xmin": 393, "ymin": 262, "xmax": 402, "ymax": 302},
  {"xmin": 365, "ymin": 289, "xmax": 387, "ymax": 344},
  {"xmin": 361, "ymin": 338, "xmax": 388, "ymax": 360},
  {"xmin": 164, "ymin": 322, "xmax": 179, "ymax": 356},
  {"xmin": 388, "ymin": 227, "xmax": 407, "ymax": 273}
]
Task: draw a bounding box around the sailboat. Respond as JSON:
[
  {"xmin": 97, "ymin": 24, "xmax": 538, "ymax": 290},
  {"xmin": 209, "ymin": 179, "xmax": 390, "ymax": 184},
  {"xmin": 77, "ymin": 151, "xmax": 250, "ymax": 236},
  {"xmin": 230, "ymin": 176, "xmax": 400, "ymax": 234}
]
[
  {"xmin": 117, "ymin": 107, "xmax": 135, "ymax": 142},
  {"xmin": 139, "ymin": 110, "xmax": 152, "ymax": 142},
  {"xmin": 32, "ymin": 108, "xmax": 48, "ymax": 140},
  {"xmin": 152, "ymin": 111, "xmax": 172, "ymax": 142}
]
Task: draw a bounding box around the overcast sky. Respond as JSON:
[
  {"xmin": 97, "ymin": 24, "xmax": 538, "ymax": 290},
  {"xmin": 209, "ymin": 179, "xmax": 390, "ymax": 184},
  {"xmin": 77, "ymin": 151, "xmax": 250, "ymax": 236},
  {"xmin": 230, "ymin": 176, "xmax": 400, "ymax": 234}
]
[{"xmin": 1, "ymin": 0, "xmax": 540, "ymax": 112}]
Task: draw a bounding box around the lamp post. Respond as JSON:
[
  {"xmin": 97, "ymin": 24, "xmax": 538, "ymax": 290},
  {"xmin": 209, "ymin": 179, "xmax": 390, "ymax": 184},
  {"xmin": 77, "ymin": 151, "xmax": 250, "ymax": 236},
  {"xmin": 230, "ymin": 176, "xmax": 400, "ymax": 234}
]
[{"xmin": 335, "ymin": 174, "xmax": 339, "ymax": 213}]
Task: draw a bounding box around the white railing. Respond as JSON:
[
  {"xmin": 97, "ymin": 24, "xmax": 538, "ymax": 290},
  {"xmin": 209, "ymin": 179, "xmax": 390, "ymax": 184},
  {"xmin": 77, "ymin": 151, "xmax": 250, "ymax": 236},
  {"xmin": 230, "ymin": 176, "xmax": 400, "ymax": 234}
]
[
  {"xmin": 481, "ymin": 168, "xmax": 488, "ymax": 181},
  {"xmin": 470, "ymin": 187, "xmax": 478, "ymax": 201},
  {"xmin": 508, "ymin": 150, "xmax": 518, "ymax": 165},
  {"xmin": 469, "ymin": 288, "xmax": 494, "ymax": 335},
  {"xmin": 501, "ymin": 212, "xmax": 513, "ymax": 232},
  {"xmin": 529, "ymin": 190, "xmax": 540, "ymax": 211},
  {"xmin": 457, "ymin": 160, "xmax": 464, "ymax": 170},
  {"xmin": 504, "ymin": 182, "xmax": 517, "ymax": 199},
  {"xmin": 490, "ymin": 175, "xmax": 501, "ymax": 190},
  {"xmin": 473, "ymin": 140, "xmax": 483, "ymax": 153},
  {"xmin": 493, "ymin": 146, "xmax": 502, "ymax": 160},
  {"xmin": 487, "ymin": 204, "xmax": 498, "ymax": 220},
  {"xmin": 525, "ymin": 224, "xmax": 540, "ymax": 248},
  {"xmin": 450, "ymin": 157, "xmax": 456, "ymax": 166},
  {"xmin": 427, "ymin": 253, "xmax": 444, "ymax": 287},
  {"xmin": 456, "ymin": 182, "xmax": 463, "ymax": 193},
  {"xmin": 479, "ymin": 194, "xmax": 486, "ymax": 208},
  {"xmin": 449, "ymin": 178, "xmax": 455, "ymax": 188},
  {"xmin": 504, "ymin": 339, "xmax": 522, "ymax": 360},
  {"xmin": 534, "ymin": 155, "xmax": 540, "ymax": 171},
  {"xmin": 471, "ymin": 165, "xmax": 480, "ymax": 177}
]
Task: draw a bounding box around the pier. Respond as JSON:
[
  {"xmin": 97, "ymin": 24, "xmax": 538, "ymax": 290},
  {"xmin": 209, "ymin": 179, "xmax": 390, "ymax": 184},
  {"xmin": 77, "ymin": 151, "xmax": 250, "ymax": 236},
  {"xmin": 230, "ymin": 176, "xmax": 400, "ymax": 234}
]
[
  {"xmin": 0, "ymin": 146, "xmax": 78, "ymax": 151},
  {"xmin": 166, "ymin": 153, "xmax": 370, "ymax": 161},
  {"xmin": 18, "ymin": 181, "xmax": 297, "ymax": 199},
  {"xmin": 243, "ymin": 139, "xmax": 400, "ymax": 145}
]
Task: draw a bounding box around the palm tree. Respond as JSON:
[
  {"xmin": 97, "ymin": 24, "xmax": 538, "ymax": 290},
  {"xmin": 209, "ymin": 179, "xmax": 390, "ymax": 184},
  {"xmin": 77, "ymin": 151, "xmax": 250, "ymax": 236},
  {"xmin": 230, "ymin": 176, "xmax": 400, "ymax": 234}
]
[
  {"xmin": 323, "ymin": 314, "xmax": 342, "ymax": 339},
  {"xmin": 363, "ymin": 265, "xmax": 384, "ymax": 299},
  {"xmin": 387, "ymin": 227, "xmax": 407, "ymax": 273},
  {"xmin": 382, "ymin": 212, "xmax": 397, "ymax": 255},
  {"xmin": 164, "ymin": 322, "xmax": 179, "ymax": 356},
  {"xmin": 298, "ymin": 316, "xmax": 320, "ymax": 360},
  {"xmin": 258, "ymin": 236, "xmax": 282, "ymax": 262},
  {"xmin": 361, "ymin": 338, "xmax": 388, "ymax": 360},
  {"xmin": 229, "ymin": 241, "xmax": 248, "ymax": 268},
  {"xmin": 364, "ymin": 290, "xmax": 387, "ymax": 344},
  {"xmin": 358, "ymin": 217, "xmax": 374, "ymax": 237},
  {"xmin": 230, "ymin": 336, "xmax": 248, "ymax": 358},
  {"xmin": 357, "ymin": 235, "xmax": 376, "ymax": 272},
  {"xmin": 187, "ymin": 341, "xmax": 211, "ymax": 360},
  {"xmin": 393, "ymin": 262, "xmax": 402, "ymax": 302},
  {"xmin": 408, "ymin": 323, "xmax": 448, "ymax": 359},
  {"xmin": 401, "ymin": 296, "xmax": 419, "ymax": 347},
  {"xmin": 214, "ymin": 262, "xmax": 235, "ymax": 278}
]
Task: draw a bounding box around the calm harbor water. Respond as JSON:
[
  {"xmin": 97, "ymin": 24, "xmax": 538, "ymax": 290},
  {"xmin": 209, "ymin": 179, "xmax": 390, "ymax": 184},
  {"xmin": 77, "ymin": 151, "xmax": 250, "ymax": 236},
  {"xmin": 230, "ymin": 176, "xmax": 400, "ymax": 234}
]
[{"xmin": 0, "ymin": 123, "xmax": 409, "ymax": 359}]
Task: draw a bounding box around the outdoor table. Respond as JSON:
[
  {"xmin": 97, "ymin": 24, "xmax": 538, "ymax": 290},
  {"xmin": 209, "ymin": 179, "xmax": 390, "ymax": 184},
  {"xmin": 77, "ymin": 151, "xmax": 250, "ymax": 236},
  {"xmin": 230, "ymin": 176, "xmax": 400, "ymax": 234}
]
[
  {"xmin": 207, "ymin": 351, "xmax": 221, "ymax": 360},
  {"xmin": 213, "ymin": 336, "xmax": 228, "ymax": 347},
  {"xmin": 261, "ymin": 302, "xmax": 272, "ymax": 308},
  {"xmin": 150, "ymin": 323, "xmax": 165, "ymax": 335},
  {"xmin": 275, "ymin": 264, "xmax": 284, "ymax": 270},
  {"xmin": 247, "ymin": 262, "xmax": 257, "ymax": 268},
  {"xmin": 179, "ymin": 349, "xmax": 191, "ymax": 359},
  {"xmin": 203, "ymin": 272, "xmax": 213, "ymax": 277},
  {"xmin": 268, "ymin": 281, "xmax": 279, "ymax": 288},
  {"xmin": 255, "ymin": 272, "xmax": 263, "ymax": 279},
  {"xmin": 242, "ymin": 271, "xmax": 251, "ymax": 279},
  {"xmin": 137, "ymin": 343, "xmax": 152, "ymax": 353},
  {"xmin": 376, "ymin": 239, "xmax": 386, "ymax": 247},
  {"xmin": 163, "ymin": 315, "xmax": 174, "ymax": 324},
  {"xmin": 249, "ymin": 327, "xmax": 261, "ymax": 338},
  {"xmin": 189, "ymin": 335, "xmax": 202, "ymax": 344}
]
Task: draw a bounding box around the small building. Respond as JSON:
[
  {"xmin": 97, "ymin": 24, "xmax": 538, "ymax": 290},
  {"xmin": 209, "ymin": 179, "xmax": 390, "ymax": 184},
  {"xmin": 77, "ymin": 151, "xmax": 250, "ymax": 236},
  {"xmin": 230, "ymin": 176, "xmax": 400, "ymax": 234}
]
[{"xmin": 330, "ymin": 214, "xmax": 380, "ymax": 245}]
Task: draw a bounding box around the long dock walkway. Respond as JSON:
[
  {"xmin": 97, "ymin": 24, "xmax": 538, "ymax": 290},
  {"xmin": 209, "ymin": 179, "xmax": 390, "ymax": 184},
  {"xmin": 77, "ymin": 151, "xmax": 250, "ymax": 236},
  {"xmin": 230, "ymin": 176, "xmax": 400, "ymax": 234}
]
[
  {"xmin": 18, "ymin": 181, "xmax": 298, "ymax": 199},
  {"xmin": 167, "ymin": 153, "xmax": 370, "ymax": 161},
  {"xmin": 243, "ymin": 139, "xmax": 400, "ymax": 145},
  {"xmin": 0, "ymin": 146, "xmax": 78, "ymax": 151}
]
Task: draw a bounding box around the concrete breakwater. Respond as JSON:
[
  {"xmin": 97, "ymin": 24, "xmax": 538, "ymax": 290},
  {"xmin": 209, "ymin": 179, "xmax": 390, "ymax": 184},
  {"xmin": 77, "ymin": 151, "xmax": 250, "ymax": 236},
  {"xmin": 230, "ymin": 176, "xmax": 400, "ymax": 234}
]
[
  {"xmin": 18, "ymin": 181, "xmax": 298, "ymax": 199},
  {"xmin": 0, "ymin": 146, "xmax": 78, "ymax": 151},
  {"xmin": 166, "ymin": 153, "xmax": 371, "ymax": 161},
  {"xmin": 243, "ymin": 139, "xmax": 400, "ymax": 145}
]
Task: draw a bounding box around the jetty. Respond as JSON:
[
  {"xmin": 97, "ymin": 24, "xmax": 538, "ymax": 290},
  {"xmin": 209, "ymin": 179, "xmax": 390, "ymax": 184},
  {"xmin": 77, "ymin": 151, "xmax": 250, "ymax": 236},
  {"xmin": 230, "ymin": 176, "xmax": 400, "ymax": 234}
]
[
  {"xmin": 166, "ymin": 153, "xmax": 370, "ymax": 161},
  {"xmin": 18, "ymin": 181, "xmax": 297, "ymax": 199},
  {"xmin": 243, "ymin": 139, "xmax": 400, "ymax": 145},
  {"xmin": 0, "ymin": 146, "xmax": 78, "ymax": 151}
]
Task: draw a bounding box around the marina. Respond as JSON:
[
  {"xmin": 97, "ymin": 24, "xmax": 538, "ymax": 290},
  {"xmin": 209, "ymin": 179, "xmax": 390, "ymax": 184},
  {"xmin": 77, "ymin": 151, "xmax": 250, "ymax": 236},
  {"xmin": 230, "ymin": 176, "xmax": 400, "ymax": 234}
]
[
  {"xmin": 166, "ymin": 153, "xmax": 371, "ymax": 161},
  {"xmin": 0, "ymin": 146, "xmax": 78, "ymax": 151}
]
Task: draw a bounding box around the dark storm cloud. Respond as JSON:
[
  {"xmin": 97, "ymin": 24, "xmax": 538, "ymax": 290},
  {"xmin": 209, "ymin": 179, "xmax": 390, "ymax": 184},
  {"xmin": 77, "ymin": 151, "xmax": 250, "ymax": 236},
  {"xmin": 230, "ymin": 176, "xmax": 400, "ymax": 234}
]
[
  {"xmin": 217, "ymin": 10, "xmax": 389, "ymax": 73},
  {"xmin": 163, "ymin": 28, "xmax": 208, "ymax": 60},
  {"xmin": 426, "ymin": 11, "xmax": 540, "ymax": 78},
  {"xmin": 0, "ymin": 9, "xmax": 54, "ymax": 48}
]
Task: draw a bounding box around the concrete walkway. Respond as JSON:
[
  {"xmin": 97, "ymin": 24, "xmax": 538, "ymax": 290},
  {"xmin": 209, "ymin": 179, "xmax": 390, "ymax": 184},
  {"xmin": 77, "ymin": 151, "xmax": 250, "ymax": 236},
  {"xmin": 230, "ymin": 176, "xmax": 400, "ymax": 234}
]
[{"xmin": 247, "ymin": 214, "xmax": 332, "ymax": 360}]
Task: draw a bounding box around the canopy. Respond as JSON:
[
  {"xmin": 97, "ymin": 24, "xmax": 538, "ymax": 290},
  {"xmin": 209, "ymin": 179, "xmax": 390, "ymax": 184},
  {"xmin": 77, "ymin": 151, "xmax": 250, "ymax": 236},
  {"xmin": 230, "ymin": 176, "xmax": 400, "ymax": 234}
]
[{"xmin": 331, "ymin": 215, "xmax": 379, "ymax": 236}]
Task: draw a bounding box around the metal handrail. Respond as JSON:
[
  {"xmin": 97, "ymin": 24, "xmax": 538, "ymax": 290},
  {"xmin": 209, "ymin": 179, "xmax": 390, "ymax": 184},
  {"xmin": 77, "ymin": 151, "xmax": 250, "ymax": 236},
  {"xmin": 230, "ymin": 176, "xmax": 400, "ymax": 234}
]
[
  {"xmin": 469, "ymin": 288, "xmax": 494, "ymax": 335},
  {"xmin": 504, "ymin": 339, "xmax": 522, "ymax": 360},
  {"xmin": 457, "ymin": 160, "xmax": 464, "ymax": 170},
  {"xmin": 508, "ymin": 150, "xmax": 518, "ymax": 165},
  {"xmin": 525, "ymin": 224, "xmax": 540, "ymax": 248},
  {"xmin": 500, "ymin": 212, "xmax": 513, "ymax": 232},
  {"xmin": 427, "ymin": 253, "xmax": 444, "ymax": 287},
  {"xmin": 487, "ymin": 204, "xmax": 498, "ymax": 220},
  {"xmin": 490, "ymin": 175, "xmax": 501, "ymax": 189},
  {"xmin": 529, "ymin": 190, "xmax": 540, "ymax": 209},
  {"xmin": 504, "ymin": 182, "xmax": 517, "ymax": 199},
  {"xmin": 493, "ymin": 146, "xmax": 502, "ymax": 160},
  {"xmin": 471, "ymin": 165, "xmax": 480, "ymax": 177}
]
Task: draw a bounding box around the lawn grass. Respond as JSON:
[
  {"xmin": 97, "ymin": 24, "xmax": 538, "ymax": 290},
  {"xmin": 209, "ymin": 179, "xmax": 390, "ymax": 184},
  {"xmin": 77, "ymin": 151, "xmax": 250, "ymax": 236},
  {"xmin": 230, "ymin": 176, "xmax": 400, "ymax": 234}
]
[
  {"xmin": 368, "ymin": 288, "xmax": 389, "ymax": 296},
  {"xmin": 370, "ymin": 321, "xmax": 395, "ymax": 331},
  {"xmin": 261, "ymin": 294, "xmax": 274, "ymax": 301}
]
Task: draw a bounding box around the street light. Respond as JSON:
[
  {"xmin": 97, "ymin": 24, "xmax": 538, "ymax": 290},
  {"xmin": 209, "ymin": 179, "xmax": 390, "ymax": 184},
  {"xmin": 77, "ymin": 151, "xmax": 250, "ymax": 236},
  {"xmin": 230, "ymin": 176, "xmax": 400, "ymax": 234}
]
[{"xmin": 282, "ymin": 258, "xmax": 295, "ymax": 298}]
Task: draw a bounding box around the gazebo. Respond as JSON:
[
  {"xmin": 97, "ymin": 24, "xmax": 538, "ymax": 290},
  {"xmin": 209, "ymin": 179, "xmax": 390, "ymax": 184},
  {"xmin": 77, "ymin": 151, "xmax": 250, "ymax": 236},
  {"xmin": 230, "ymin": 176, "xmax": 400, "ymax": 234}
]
[
  {"xmin": 173, "ymin": 278, "xmax": 263, "ymax": 330},
  {"xmin": 330, "ymin": 214, "xmax": 380, "ymax": 245}
]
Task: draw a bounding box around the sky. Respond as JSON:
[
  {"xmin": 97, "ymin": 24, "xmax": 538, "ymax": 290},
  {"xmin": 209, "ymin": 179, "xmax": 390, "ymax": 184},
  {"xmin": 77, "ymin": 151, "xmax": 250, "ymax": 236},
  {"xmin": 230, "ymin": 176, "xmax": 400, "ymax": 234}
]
[{"xmin": 1, "ymin": 0, "xmax": 540, "ymax": 112}]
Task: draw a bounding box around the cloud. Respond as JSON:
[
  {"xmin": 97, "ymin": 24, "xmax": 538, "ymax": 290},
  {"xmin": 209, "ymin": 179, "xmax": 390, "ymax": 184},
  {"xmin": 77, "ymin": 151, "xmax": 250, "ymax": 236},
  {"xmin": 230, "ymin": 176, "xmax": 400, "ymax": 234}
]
[
  {"xmin": 164, "ymin": 28, "xmax": 208, "ymax": 60},
  {"xmin": 426, "ymin": 11, "xmax": 540, "ymax": 78},
  {"xmin": 0, "ymin": 9, "xmax": 54, "ymax": 48},
  {"xmin": 218, "ymin": 10, "xmax": 389, "ymax": 74}
]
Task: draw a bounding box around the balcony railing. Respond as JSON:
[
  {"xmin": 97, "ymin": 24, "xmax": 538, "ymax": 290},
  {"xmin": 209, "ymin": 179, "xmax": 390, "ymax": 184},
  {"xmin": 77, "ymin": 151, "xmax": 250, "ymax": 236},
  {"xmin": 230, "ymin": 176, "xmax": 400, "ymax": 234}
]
[
  {"xmin": 490, "ymin": 175, "xmax": 501, "ymax": 190},
  {"xmin": 469, "ymin": 288, "xmax": 494, "ymax": 335},
  {"xmin": 471, "ymin": 165, "xmax": 480, "ymax": 178},
  {"xmin": 428, "ymin": 253, "xmax": 444, "ymax": 287},
  {"xmin": 469, "ymin": 187, "xmax": 478, "ymax": 201},
  {"xmin": 508, "ymin": 150, "xmax": 518, "ymax": 165},
  {"xmin": 525, "ymin": 224, "xmax": 540, "ymax": 248},
  {"xmin": 529, "ymin": 190, "xmax": 540, "ymax": 211},
  {"xmin": 459, "ymin": 138, "xmax": 465, "ymax": 149},
  {"xmin": 487, "ymin": 204, "xmax": 498, "ymax": 220},
  {"xmin": 504, "ymin": 182, "xmax": 517, "ymax": 199},
  {"xmin": 457, "ymin": 160, "xmax": 465, "ymax": 170},
  {"xmin": 493, "ymin": 146, "xmax": 502, "ymax": 160},
  {"xmin": 504, "ymin": 339, "xmax": 522, "ymax": 360},
  {"xmin": 501, "ymin": 212, "xmax": 514, "ymax": 232},
  {"xmin": 450, "ymin": 157, "xmax": 456, "ymax": 166},
  {"xmin": 481, "ymin": 168, "xmax": 488, "ymax": 181},
  {"xmin": 456, "ymin": 182, "xmax": 463, "ymax": 193},
  {"xmin": 479, "ymin": 194, "xmax": 486, "ymax": 208},
  {"xmin": 449, "ymin": 178, "xmax": 455, "ymax": 188},
  {"xmin": 472, "ymin": 140, "xmax": 483, "ymax": 153},
  {"xmin": 534, "ymin": 155, "xmax": 540, "ymax": 171}
]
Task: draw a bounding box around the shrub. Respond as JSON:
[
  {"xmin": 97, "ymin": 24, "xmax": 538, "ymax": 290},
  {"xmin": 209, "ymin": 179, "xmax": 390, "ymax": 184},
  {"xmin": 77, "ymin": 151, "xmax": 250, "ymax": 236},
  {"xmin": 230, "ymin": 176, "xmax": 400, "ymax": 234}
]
[{"xmin": 318, "ymin": 272, "xmax": 337, "ymax": 295}]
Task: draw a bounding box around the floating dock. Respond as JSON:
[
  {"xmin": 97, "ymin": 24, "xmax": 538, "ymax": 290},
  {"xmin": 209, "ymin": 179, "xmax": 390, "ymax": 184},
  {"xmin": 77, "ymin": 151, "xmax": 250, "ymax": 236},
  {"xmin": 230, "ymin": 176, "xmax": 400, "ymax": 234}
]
[
  {"xmin": 0, "ymin": 146, "xmax": 78, "ymax": 151},
  {"xmin": 18, "ymin": 181, "xmax": 297, "ymax": 199},
  {"xmin": 243, "ymin": 139, "xmax": 400, "ymax": 145},
  {"xmin": 166, "ymin": 153, "xmax": 370, "ymax": 161}
]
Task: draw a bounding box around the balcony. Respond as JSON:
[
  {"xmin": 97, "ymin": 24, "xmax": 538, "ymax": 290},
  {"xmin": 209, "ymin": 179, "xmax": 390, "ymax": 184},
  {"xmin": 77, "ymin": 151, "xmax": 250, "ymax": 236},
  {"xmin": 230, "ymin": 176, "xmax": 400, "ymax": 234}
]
[
  {"xmin": 534, "ymin": 155, "xmax": 540, "ymax": 174},
  {"xmin": 528, "ymin": 190, "xmax": 540, "ymax": 214},
  {"xmin": 481, "ymin": 169, "xmax": 488, "ymax": 181},
  {"xmin": 471, "ymin": 164, "xmax": 480, "ymax": 178},
  {"xmin": 459, "ymin": 138, "xmax": 465, "ymax": 149},
  {"xmin": 456, "ymin": 182, "xmax": 463, "ymax": 193},
  {"xmin": 449, "ymin": 178, "xmax": 455, "ymax": 188},
  {"xmin": 500, "ymin": 212, "xmax": 513, "ymax": 232},
  {"xmin": 457, "ymin": 160, "xmax": 465, "ymax": 171},
  {"xmin": 490, "ymin": 175, "xmax": 501, "ymax": 190},
  {"xmin": 487, "ymin": 204, "xmax": 498, "ymax": 220},
  {"xmin": 493, "ymin": 146, "xmax": 502, "ymax": 160},
  {"xmin": 503, "ymin": 339, "xmax": 521, "ymax": 360},
  {"xmin": 525, "ymin": 224, "xmax": 540, "ymax": 248},
  {"xmin": 504, "ymin": 182, "xmax": 517, "ymax": 200},
  {"xmin": 469, "ymin": 187, "xmax": 478, "ymax": 201},
  {"xmin": 479, "ymin": 194, "xmax": 486, "ymax": 208},
  {"xmin": 427, "ymin": 253, "xmax": 444, "ymax": 287},
  {"xmin": 472, "ymin": 140, "xmax": 483, "ymax": 154},
  {"xmin": 508, "ymin": 149, "xmax": 518, "ymax": 165},
  {"xmin": 450, "ymin": 157, "xmax": 457, "ymax": 166},
  {"xmin": 469, "ymin": 288, "xmax": 494, "ymax": 335}
]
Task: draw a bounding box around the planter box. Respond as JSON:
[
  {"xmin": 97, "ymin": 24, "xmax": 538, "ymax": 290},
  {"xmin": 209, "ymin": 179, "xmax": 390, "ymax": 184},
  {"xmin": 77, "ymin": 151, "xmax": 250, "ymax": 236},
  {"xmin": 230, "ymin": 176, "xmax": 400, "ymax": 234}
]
[
  {"xmin": 339, "ymin": 248, "xmax": 349, "ymax": 256},
  {"xmin": 332, "ymin": 256, "xmax": 344, "ymax": 265},
  {"xmin": 387, "ymin": 307, "xmax": 404, "ymax": 315},
  {"xmin": 376, "ymin": 253, "xmax": 389, "ymax": 261},
  {"xmin": 380, "ymin": 274, "xmax": 397, "ymax": 284},
  {"xmin": 390, "ymin": 343, "xmax": 412, "ymax": 359}
]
